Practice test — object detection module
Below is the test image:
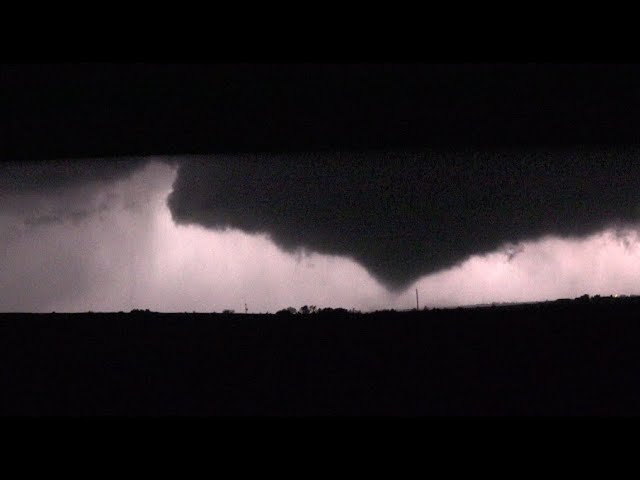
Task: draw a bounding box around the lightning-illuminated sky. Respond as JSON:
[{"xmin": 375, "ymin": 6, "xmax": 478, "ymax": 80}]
[{"xmin": 1, "ymin": 153, "xmax": 639, "ymax": 313}]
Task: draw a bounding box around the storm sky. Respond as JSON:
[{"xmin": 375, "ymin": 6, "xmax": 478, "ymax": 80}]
[{"xmin": 1, "ymin": 151, "xmax": 640, "ymax": 313}]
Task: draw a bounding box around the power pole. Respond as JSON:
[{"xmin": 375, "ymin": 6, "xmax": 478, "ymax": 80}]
[
  {"xmin": 245, "ymin": 303, "xmax": 248, "ymax": 314},
  {"xmin": 416, "ymin": 289, "xmax": 419, "ymax": 310}
]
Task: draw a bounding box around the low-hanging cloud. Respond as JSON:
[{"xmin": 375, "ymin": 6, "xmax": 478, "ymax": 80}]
[
  {"xmin": 167, "ymin": 149, "xmax": 640, "ymax": 291},
  {"xmin": 3, "ymin": 154, "xmax": 640, "ymax": 312},
  {"xmin": 0, "ymin": 158, "xmax": 149, "ymax": 193},
  {"xmin": 0, "ymin": 158, "xmax": 150, "ymax": 224}
]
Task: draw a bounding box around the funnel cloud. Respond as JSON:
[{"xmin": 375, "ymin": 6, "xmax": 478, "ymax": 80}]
[
  {"xmin": 167, "ymin": 149, "xmax": 640, "ymax": 290},
  {"xmin": 1, "ymin": 154, "xmax": 640, "ymax": 312}
]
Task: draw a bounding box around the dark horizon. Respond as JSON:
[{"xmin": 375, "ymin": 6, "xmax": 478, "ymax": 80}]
[
  {"xmin": 4, "ymin": 294, "xmax": 640, "ymax": 415},
  {"xmin": 3, "ymin": 291, "xmax": 636, "ymax": 315}
]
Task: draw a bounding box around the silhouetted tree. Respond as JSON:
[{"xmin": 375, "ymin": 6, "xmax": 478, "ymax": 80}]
[
  {"xmin": 276, "ymin": 307, "xmax": 297, "ymax": 315},
  {"xmin": 318, "ymin": 307, "xmax": 348, "ymax": 315}
]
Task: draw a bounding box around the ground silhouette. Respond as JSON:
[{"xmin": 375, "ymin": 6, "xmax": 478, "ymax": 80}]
[{"xmin": 2, "ymin": 295, "xmax": 640, "ymax": 415}]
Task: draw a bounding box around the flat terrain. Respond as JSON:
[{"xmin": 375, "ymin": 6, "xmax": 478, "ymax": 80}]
[{"xmin": 2, "ymin": 298, "xmax": 640, "ymax": 415}]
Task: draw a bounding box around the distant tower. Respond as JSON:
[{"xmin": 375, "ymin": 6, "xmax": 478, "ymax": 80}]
[
  {"xmin": 245, "ymin": 303, "xmax": 248, "ymax": 314},
  {"xmin": 416, "ymin": 289, "xmax": 419, "ymax": 310}
]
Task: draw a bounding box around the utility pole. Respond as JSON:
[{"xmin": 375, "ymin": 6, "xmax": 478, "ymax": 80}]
[
  {"xmin": 245, "ymin": 303, "xmax": 248, "ymax": 314},
  {"xmin": 416, "ymin": 289, "xmax": 419, "ymax": 310}
]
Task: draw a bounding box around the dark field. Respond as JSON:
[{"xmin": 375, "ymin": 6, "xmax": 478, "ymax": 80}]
[{"xmin": 3, "ymin": 298, "xmax": 640, "ymax": 415}]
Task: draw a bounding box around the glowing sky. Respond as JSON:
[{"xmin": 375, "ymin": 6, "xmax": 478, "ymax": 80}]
[{"xmin": 1, "ymin": 159, "xmax": 639, "ymax": 312}]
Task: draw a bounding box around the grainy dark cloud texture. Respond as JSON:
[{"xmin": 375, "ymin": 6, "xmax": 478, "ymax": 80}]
[
  {"xmin": 167, "ymin": 149, "xmax": 640, "ymax": 290},
  {"xmin": 0, "ymin": 159, "xmax": 148, "ymax": 193},
  {"xmin": 1, "ymin": 153, "xmax": 640, "ymax": 312}
]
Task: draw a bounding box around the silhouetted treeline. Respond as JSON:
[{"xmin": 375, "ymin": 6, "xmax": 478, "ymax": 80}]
[{"xmin": 275, "ymin": 306, "xmax": 353, "ymax": 316}]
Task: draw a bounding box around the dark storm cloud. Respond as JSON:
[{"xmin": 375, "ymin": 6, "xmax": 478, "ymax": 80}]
[
  {"xmin": 167, "ymin": 149, "xmax": 640, "ymax": 291},
  {"xmin": 0, "ymin": 158, "xmax": 148, "ymax": 193},
  {"xmin": 0, "ymin": 158, "xmax": 152, "ymax": 225}
]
